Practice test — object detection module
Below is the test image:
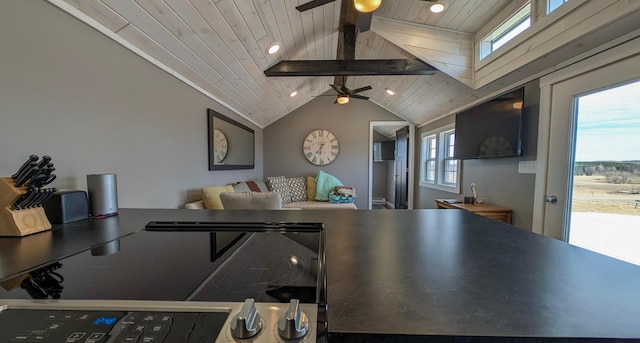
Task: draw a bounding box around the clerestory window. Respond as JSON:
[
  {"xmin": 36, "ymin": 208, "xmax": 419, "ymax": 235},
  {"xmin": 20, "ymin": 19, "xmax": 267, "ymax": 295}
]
[{"xmin": 479, "ymin": 2, "xmax": 531, "ymax": 60}]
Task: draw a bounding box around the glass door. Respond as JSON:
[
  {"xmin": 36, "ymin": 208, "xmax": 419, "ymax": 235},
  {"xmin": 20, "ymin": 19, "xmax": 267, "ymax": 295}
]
[
  {"xmin": 535, "ymin": 45, "xmax": 640, "ymax": 265},
  {"xmin": 568, "ymin": 81, "xmax": 640, "ymax": 265}
]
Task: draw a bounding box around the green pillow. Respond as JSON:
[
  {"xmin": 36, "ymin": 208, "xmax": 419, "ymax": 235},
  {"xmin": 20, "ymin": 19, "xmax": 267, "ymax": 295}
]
[{"xmin": 315, "ymin": 171, "xmax": 343, "ymax": 201}]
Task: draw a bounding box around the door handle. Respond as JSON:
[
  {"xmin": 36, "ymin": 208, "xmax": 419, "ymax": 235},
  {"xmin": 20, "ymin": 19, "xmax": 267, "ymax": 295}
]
[{"xmin": 544, "ymin": 195, "xmax": 558, "ymax": 203}]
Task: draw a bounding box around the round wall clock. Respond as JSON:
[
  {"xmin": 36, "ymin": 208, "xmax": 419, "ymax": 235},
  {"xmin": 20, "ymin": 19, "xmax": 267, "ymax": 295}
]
[
  {"xmin": 213, "ymin": 129, "xmax": 228, "ymax": 163},
  {"xmin": 478, "ymin": 135, "xmax": 513, "ymax": 157},
  {"xmin": 303, "ymin": 129, "xmax": 339, "ymax": 165}
]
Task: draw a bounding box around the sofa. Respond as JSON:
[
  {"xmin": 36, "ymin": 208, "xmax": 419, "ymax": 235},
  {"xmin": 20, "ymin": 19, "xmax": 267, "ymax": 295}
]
[{"xmin": 184, "ymin": 171, "xmax": 357, "ymax": 210}]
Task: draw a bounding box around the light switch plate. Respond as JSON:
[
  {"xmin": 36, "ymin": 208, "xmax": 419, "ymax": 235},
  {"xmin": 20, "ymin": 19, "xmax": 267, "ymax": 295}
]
[{"xmin": 518, "ymin": 161, "xmax": 537, "ymax": 174}]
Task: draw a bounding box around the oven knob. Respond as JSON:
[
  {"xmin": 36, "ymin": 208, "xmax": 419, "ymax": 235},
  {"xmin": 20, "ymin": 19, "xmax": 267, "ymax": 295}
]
[
  {"xmin": 230, "ymin": 298, "xmax": 263, "ymax": 339},
  {"xmin": 278, "ymin": 299, "xmax": 309, "ymax": 340}
]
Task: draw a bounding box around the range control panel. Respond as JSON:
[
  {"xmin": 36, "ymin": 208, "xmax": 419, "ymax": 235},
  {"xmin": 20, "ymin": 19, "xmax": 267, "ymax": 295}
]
[
  {"xmin": 0, "ymin": 309, "xmax": 228, "ymax": 342},
  {"xmin": 0, "ymin": 300, "xmax": 319, "ymax": 343}
]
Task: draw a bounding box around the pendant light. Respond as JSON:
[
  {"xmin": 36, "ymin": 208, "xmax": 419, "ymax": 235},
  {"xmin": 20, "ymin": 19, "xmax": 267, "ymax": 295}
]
[{"xmin": 353, "ymin": 0, "xmax": 382, "ymax": 13}]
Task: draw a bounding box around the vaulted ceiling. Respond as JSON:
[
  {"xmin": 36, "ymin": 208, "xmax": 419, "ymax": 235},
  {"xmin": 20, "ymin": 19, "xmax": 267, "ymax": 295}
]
[{"xmin": 50, "ymin": 0, "xmax": 515, "ymax": 128}]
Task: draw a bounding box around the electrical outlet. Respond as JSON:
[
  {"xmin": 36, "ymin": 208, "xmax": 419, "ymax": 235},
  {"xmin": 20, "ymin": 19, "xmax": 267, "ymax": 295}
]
[{"xmin": 518, "ymin": 161, "xmax": 537, "ymax": 174}]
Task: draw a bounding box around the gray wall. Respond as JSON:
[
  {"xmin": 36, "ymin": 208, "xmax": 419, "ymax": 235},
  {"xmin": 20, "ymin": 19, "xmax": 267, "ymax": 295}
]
[
  {"xmin": 414, "ymin": 80, "xmax": 540, "ymax": 230},
  {"xmin": 0, "ymin": 0, "xmax": 262, "ymax": 208},
  {"xmin": 263, "ymin": 96, "xmax": 403, "ymax": 209},
  {"xmin": 372, "ymin": 131, "xmax": 390, "ymax": 201}
]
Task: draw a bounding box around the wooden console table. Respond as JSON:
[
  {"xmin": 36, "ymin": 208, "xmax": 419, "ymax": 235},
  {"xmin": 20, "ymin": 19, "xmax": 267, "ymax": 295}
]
[{"xmin": 435, "ymin": 199, "xmax": 512, "ymax": 224}]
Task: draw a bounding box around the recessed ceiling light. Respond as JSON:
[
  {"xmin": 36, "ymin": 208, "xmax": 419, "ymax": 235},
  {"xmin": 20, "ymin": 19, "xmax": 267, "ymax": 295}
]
[
  {"xmin": 385, "ymin": 88, "xmax": 395, "ymax": 95},
  {"xmin": 289, "ymin": 91, "xmax": 298, "ymax": 97},
  {"xmin": 267, "ymin": 43, "xmax": 280, "ymax": 55},
  {"xmin": 430, "ymin": 2, "xmax": 445, "ymax": 13}
]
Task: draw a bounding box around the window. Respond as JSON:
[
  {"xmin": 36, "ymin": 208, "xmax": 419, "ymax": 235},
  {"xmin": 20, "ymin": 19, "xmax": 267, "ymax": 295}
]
[
  {"xmin": 420, "ymin": 124, "xmax": 460, "ymax": 193},
  {"xmin": 479, "ymin": 2, "xmax": 531, "ymax": 60},
  {"xmin": 547, "ymin": 0, "xmax": 569, "ymax": 13},
  {"xmin": 424, "ymin": 135, "xmax": 436, "ymax": 182}
]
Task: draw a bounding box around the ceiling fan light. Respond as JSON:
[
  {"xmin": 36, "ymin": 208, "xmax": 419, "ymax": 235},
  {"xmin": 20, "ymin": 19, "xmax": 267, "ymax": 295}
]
[
  {"xmin": 337, "ymin": 95, "xmax": 350, "ymax": 104},
  {"xmin": 430, "ymin": 2, "xmax": 445, "ymax": 13},
  {"xmin": 353, "ymin": 0, "xmax": 382, "ymax": 13}
]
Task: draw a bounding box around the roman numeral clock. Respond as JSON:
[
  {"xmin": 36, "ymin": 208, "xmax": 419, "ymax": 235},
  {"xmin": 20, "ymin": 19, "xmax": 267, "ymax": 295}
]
[{"xmin": 303, "ymin": 129, "xmax": 339, "ymax": 165}]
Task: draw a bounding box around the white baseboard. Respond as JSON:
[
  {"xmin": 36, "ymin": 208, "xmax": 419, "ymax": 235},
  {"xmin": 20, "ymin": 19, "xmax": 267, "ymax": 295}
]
[
  {"xmin": 386, "ymin": 201, "xmax": 395, "ymax": 208},
  {"xmin": 372, "ymin": 198, "xmax": 386, "ymax": 204}
]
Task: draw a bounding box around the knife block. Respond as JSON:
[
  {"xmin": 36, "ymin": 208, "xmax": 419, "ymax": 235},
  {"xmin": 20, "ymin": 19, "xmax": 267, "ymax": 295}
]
[{"xmin": 0, "ymin": 177, "xmax": 52, "ymax": 236}]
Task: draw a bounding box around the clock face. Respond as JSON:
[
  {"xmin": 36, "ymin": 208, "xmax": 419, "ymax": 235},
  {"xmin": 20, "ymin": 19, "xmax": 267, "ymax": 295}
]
[
  {"xmin": 478, "ymin": 135, "xmax": 513, "ymax": 157},
  {"xmin": 213, "ymin": 129, "xmax": 228, "ymax": 163},
  {"xmin": 303, "ymin": 129, "xmax": 339, "ymax": 165}
]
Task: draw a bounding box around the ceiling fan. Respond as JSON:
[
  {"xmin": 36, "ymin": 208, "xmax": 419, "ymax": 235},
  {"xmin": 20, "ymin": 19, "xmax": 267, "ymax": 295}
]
[{"xmin": 318, "ymin": 78, "xmax": 372, "ymax": 104}]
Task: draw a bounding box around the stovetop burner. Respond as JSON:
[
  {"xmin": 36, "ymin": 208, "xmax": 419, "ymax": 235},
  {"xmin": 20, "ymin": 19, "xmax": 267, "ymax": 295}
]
[{"xmin": 0, "ymin": 222, "xmax": 325, "ymax": 305}]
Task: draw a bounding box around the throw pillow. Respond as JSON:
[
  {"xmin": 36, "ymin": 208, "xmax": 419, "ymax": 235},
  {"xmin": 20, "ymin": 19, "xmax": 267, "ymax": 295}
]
[
  {"xmin": 219, "ymin": 192, "xmax": 282, "ymax": 209},
  {"xmin": 232, "ymin": 182, "xmax": 251, "ymax": 193},
  {"xmin": 266, "ymin": 176, "xmax": 292, "ymax": 204},
  {"xmin": 249, "ymin": 180, "xmax": 269, "ymax": 192},
  {"xmin": 232, "ymin": 180, "xmax": 267, "ymax": 192},
  {"xmin": 287, "ymin": 177, "xmax": 307, "ymax": 202},
  {"xmin": 315, "ymin": 171, "xmax": 343, "ymax": 201},
  {"xmin": 306, "ymin": 176, "xmax": 316, "ymax": 201},
  {"xmin": 201, "ymin": 185, "xmax": 234, "ymax": 209}
]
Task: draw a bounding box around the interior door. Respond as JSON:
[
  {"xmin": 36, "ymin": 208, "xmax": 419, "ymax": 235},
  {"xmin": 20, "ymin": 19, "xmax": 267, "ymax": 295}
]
[
  {"xmin": 394, "ymin": 126, "xmax": 409, "ymax": 209},
  {"xmin": 534, "ymin": 46, "xmax": 640, "ymax": 240}
]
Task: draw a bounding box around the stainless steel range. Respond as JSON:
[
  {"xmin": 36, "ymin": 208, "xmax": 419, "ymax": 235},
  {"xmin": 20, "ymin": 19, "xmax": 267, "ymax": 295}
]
[{"xmin": 0, "ymin": 221, "xmax": 327, "ymax": 342}]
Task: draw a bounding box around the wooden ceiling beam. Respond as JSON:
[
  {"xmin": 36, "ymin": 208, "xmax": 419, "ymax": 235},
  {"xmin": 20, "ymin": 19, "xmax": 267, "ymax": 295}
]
[{"xmin": 264, "ymin": 59, "xmax": 436, "ymax": 76}]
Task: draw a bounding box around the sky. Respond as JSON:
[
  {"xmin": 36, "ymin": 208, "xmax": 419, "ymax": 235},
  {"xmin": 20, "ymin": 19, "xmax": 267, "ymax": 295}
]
[{"xmin": 574, "ymin": 80, "xmax": 640, "ymax": 162}]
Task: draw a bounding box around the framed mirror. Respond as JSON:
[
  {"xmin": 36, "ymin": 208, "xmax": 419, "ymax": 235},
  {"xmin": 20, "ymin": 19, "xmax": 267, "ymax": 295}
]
[{"xmin": 207, "ymin": 109, "xmax": 254, "ymax": 170}]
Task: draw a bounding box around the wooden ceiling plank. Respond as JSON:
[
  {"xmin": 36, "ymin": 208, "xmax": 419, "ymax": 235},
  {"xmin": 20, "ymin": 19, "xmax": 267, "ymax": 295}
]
[
  {"xmin": 102, "ymin": 0, "xmax": 225, "ymax": 86},
  {"xmin": 371, "ymin": 16, "xmax": 473, "ymax": 87},
  {"xmin": 66, "ymin": 0, "xmax": 129, "ymax": 32},
  {"xmin": 391, "ymin": 0, "xmax": 412, "ymax": 20},
  {"xmin": 401, "ymin": 1, "xmax": 427, "ymax": 23},
  {"xmin": 449, "ymin": 0, "xmax": 504, "ymax": 33},
  {"xmin": 138, "ymin": 0, "xmax": 273, "ymax": 113},
  {"xmin": 253, "ymin": 0, "xmax": 293, "ymax": 60},
  {"xmin": 186, "ymin": 0, "xmax": 285, "ymax": 111}
]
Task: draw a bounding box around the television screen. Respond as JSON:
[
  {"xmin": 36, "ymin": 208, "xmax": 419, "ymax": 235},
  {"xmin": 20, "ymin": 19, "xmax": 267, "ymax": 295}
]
[{"xmin": 454, "ymin": 88, "xmax": 524, "ymax": 159}]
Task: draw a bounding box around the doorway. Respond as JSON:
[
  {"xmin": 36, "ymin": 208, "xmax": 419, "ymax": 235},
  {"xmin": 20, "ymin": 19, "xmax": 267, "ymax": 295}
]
[
  {"xmin": 368, "ymin": 121, "xmax": 414, "ymax": 210},
  {"xmin": 533, "ymin": 38, "xmax": 640, "ymax": 264},
  {"xmin": 568, "ymin": 81, "xmax": 640, "ymax": 265}
]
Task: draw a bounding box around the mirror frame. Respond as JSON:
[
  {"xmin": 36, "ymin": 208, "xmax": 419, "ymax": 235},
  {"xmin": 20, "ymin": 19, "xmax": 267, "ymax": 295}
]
[{"xmin": 207, "ymin": 109, "xmax": 255, "ymax": 170}]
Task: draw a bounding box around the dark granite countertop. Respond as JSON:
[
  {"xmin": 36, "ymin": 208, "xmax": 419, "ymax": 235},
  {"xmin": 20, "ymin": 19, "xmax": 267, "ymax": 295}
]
[{"xmin": 2, "ymin": 208, "xmax": 640, "ymax": 342}]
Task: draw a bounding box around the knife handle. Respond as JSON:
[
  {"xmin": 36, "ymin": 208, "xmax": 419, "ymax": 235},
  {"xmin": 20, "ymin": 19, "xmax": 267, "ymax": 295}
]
[
  {"xmin": 36, "ymin": 155, "xmax": 52, "ymax": 169},
  {"xmin": 11, "ymin": 155, "xmax": 39, "ymax": 180},
  {"xmin": 14, "ymin": 162, "xmax": 38, "ymax": 187},
  {"xmin": 30, "ymin": 174, "xmax": 56, "ymax": 188}
]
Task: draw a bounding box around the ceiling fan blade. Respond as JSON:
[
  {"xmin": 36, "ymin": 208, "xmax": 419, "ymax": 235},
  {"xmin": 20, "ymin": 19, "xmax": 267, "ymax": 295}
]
[
  {"xmin": 296, "ymin": 0, "xmax": 336, "ymax": 12},
  {"xmin": 358, "ymin": 12, "xmax": 372, "ymax": 32},
  {"xmin": 350, "ymin": 85, "xmax": 373, "ymax": 94},
  {"xmin": 330, "ymin": 84, "xmax": 343, "ymax": 95},
  {"xmin": 352, "ymin": 94, "xmax": 370, "ymax": 100}
]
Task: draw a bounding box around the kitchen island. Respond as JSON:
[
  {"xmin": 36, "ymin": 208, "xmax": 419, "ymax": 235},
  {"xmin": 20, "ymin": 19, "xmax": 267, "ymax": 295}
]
[{"xmin": 2, "ymin": 208, "xmax": 640, "ymax": 342}]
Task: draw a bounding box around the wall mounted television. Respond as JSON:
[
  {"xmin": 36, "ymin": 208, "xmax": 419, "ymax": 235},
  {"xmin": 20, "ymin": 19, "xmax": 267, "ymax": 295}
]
[{"xmin": 454, "ymin": 87, "xmax": 524, "ymax": 159}]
